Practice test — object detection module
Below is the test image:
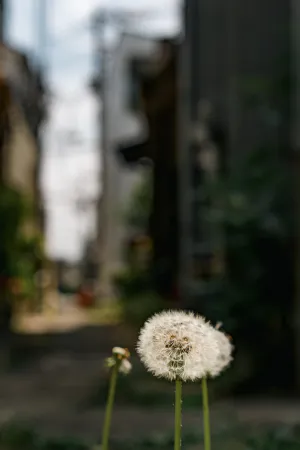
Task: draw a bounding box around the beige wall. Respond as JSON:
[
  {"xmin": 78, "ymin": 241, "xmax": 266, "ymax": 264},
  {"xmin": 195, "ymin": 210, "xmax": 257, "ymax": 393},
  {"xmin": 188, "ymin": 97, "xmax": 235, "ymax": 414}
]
[
  {"xmin": 5, "ymin": 103, "xmax": 37, "ymax": 197},
  {"xmin": 1, "ymin": 43, "xmax": 38, "ymax": 202},
  {"xmin": 3, "ymin": 102, "xmax": 38, "ymax": 236}
]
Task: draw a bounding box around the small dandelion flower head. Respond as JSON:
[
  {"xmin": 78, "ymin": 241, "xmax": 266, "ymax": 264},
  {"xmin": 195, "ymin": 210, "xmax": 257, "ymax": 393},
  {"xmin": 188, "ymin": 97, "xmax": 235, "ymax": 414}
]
[
  {"xmin": 119, "ymin": 359, "xmax": 132, "ymax": 375},
  {"xmin": 206, "ymin": 327, "xmax": 233, "ymax": 378},
  {"xmin": 137, "ymin": 310, "xmax": 220, "ymax": 382},
  {"xmin": 112, "ymin": 347, "xmax": 130, "ymax": 360},
  {"xmin": 105, "ymin": 347, "xmax": 132, "ymax": 375}
]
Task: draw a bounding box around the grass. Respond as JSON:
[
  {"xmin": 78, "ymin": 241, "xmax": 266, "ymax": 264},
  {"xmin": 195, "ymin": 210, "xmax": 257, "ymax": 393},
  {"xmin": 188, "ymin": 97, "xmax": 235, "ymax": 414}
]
[
  {"xmin": 84, "ymin": 353, "xmax": 249, "ymax": 410},
  {"xmin": 1, "ymin": 421, "xmax": 300, "ymax": 450},
  {"xmin": 86, "ymin": 303, "xmax": 122, "ymax": 325}
]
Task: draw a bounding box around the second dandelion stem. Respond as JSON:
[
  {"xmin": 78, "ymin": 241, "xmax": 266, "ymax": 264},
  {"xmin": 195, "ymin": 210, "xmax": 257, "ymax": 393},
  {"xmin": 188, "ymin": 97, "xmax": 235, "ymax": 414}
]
[
  {"xmin": 102, "ymin": 361, "xmax": 120, "ymax": 450},
  {"xmin": 174, "ymin": 378, "xmax": 182, "ymax": 450},
  {"xmin": 202, "ymin": 377, "xmax": 211, "ymax": 450}
]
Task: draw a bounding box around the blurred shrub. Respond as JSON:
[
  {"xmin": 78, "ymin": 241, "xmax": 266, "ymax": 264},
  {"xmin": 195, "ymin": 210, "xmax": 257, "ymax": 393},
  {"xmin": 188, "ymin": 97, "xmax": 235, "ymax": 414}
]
[
  {"xmin": 114, "ymin": 269, "xmax": 153, "ymax": 298},
  {"xmin": 0, "ymin": 186, "xmax": 43, "ymax": 310},
  {"xmin": 201, "ymin": 146, "xmax": 294, "ymax": 390},
  {"xmin": 113, "ymin": 269, "xmax": 163, "ymax": 328},
  {"xmin": 0, "ymin": 186, "xmax": 44, "ymax": 330},
  {"xmin": 1, "ymin": 421, "xmax": 300, "ymax": 450},
  {"xmin": 0, "ymin": 422, "xmax": 87, "ymax": 450},
  {"xmin": 115, "ymin": 165, "xmax": 163, "ymax": 328},
  {"xmin": 123, "ymin": 171, "xmax": 152, "ymax": 231},
  {"xmin": 0, "ymin": 422, "xmax": 39, "ymax": 450}
]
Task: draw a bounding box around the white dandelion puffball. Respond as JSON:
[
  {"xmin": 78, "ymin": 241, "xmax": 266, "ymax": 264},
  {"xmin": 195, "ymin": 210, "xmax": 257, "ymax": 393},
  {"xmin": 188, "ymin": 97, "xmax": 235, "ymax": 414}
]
[
  {"xmin": 119, "ymin": 359, "xmax": 132, "ymax": 375},
  {"xmin": 105, "ymin": 357, "xmax": 132, "ymax": 375},
  {"xmin": 207, "ymin": 328, "xmax": 233, "ymax": 378},
  {"xmin": 137, "ymin": 310, "xmax": 222, "ymax": 381}
]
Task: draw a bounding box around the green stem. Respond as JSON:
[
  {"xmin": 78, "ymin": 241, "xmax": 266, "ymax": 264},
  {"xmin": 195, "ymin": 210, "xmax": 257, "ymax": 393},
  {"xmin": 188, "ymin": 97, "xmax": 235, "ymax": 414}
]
[
  {"xmin": 174, "ymin": 378, "xmax": 182, "ymax": 450},
  {"xmin": 202, "ymin": 377, "xmax": 211, "ymax": 450},
  {"xmin": 102, "ymin": 361, "xmax": 120, "ymax": 450}
]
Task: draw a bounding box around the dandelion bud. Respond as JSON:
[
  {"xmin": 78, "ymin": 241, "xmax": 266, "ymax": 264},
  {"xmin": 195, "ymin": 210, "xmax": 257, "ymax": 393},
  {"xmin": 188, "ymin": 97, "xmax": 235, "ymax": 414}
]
[
  {"xmin": 105, "ymin": 347, "xmax": 132, "ymax": 376},
  {"xmin": 112, "ymin": 347, "xmax": 130, "ymax": 359}
]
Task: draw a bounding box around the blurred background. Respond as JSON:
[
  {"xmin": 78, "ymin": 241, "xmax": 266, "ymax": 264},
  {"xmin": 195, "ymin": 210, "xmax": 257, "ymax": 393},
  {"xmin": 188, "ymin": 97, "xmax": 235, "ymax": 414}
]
[{"xmin": 1, "ymin": 0, "xmax": 300, "ymax": 448}]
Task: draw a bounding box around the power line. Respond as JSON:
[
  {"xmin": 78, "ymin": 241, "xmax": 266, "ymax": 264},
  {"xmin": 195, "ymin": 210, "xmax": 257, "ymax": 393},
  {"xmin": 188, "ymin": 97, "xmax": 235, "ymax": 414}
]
[
  {"xmin": 36, "ymin": 0, "xmax": 49, "ymax": 70},
  {"xmin": 48, "ymin": 21, "xmax": 90, "ymax": 48},
  {"xmin": 46, "ymin": 5, "xmax": 171, "ymax": 48}
]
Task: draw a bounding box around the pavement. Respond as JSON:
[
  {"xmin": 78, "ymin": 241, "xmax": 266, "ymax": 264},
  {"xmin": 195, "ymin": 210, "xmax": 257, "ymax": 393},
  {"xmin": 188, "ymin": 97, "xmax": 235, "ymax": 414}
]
[
  {"xmin": 5, "ymin": 308, "xmax": 300, "ymax": 443},
  {"xmin": 0, "ymin": 351, "xmax": 299, "ymax": 441}
]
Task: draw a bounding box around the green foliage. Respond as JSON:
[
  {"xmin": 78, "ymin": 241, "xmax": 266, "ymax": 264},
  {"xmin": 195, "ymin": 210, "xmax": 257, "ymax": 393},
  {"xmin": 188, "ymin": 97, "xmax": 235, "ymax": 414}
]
[
  {"xmin": 87, "ymin": 350, "xmax": 246, "ymax": 410},
  {"xmin": 114, "ymin": 269, "xmax": 153, "ymax": 298},
  {"xmin": 208, "ymin": 147, "xmax": 292, "ymax": 236},
  {"xmin": 0, "ymin": 186, "xmax": 27, "ymax": 275},
  {"xmin": 0, "ymin": 422, "xmax": 39, "ymax": 450},
  {"xmin": 0, "ymin": 186, "xmax": 42, "ymax": 300},
  {"xmin": 114, "ymin": 269, "xmax": 163, "ymax": 328},
  {"xmin": 123, "ymin": 171, "xmax": 152, "ymax": 230},
  {"xmin": 201, "ymin": 146, "xmax": 293, "ymax": 327},
  {"xmin": 199, "ymin": 146, "xmax": 294, "ymax": 390},
  {"xmin": 118, "ymin": 165, "xmax": 155, "ymax": 327},
  {"xmin": 1, "ymin": 421, "xmax": 300, "ymax": 450},
  {"xmin": 0, "ymin": 422, "xmax": 87, "ymax": 450}
]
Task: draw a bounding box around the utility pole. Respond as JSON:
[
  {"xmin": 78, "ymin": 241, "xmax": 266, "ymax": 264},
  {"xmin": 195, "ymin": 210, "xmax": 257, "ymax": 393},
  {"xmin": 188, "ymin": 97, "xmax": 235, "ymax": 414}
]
[
  {"xmin": 91, "ymin": 10, "xmax": 108, "ymax": 298},
  {"xmin": 91, "ymin": 8, "xmax": 151, "ymax": 299},
  {"xmin": 34, "ymin": 0, "xmax": 49, "ymax": 311},
  {"xmin": 0, "ymin": 0, "xmax": 5, "ymax": 41}
]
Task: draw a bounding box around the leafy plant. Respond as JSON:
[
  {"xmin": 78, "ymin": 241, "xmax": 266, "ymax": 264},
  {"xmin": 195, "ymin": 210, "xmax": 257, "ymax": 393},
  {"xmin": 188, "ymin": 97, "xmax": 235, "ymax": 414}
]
[
  {"xmin": 0, "ymin": 185, "xmax": 43, "ymax": 323},
  {"xmin": 200, "ymin": 146, "xmax": 294, "ymax": 390},
  {"xmin": 0, "ymin": 421, "xmax": 300, "ymax": 450},
  {"xmin": 123, "ymin": 170, "xmax": 152, "ymax": 231},
  {"xmin": 113, "ymin": 265, "xmax": 163, "ymax": 328}
]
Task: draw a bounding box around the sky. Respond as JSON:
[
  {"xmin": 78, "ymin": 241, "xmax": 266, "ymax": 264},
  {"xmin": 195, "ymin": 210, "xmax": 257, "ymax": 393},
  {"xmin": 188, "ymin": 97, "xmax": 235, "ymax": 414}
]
[{"xmin": 6, "ymin": 0, "xmax": 179, "ymax": 261}]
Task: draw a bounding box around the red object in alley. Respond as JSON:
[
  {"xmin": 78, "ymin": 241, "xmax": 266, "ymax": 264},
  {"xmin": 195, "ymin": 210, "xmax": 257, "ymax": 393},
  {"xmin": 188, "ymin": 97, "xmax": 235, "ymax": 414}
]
[{"xmin": 77, "ymin": 287, "xmax": 94, "ymax": 308}]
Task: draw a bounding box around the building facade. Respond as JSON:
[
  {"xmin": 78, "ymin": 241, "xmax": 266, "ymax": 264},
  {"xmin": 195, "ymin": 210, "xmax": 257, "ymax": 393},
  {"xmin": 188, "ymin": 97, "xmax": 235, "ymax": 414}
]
[
  {"xmin": 0, "ymin": 42, "xmax": 46, "ymax": 233},
  {"xmin": 178, "ymin": 0, "xmax": 291, "ymax": 307},
  {"xmin": 98, "ymin": 33, "xmax": 160, "ymax": 298},
  {"xmin": 0, "ymin": 42, "xmax": 46, "ymax": 320},
  {"xmin": 119, "ymin": 39, "xmax": 179, "ymax": 300}
]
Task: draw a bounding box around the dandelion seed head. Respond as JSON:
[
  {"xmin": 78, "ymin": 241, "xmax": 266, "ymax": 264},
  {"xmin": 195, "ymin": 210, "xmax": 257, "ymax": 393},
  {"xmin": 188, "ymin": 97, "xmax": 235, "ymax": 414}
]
[
  {"xmin": 137, "ymin": 310, "xmax": 220, "ymax": 381},
  {"xmin": 206, "ymin": 328, "xmax": 233, "ymax": 378}
]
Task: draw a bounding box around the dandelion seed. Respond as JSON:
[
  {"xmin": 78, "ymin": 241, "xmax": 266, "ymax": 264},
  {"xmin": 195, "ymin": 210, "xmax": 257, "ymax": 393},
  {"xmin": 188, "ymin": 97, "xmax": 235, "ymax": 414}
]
[{"xmin": 215, "ymin": 321, "xmax": 223, "ymax": 330}]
